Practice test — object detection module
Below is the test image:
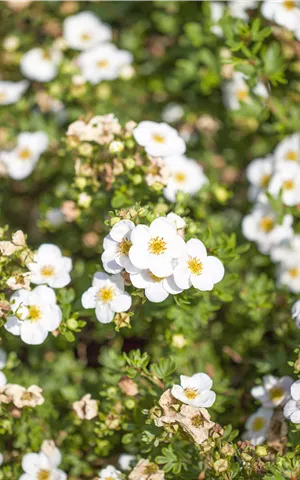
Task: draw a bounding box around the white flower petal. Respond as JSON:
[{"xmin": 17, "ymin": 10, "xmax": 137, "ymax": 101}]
[
  {"xmin": 111, "ymin": 293, "xmax": 132, "ymax": 312},
  {"xmin": 95, "ymin": 304, "xmax": 114, "ymax": 324}
]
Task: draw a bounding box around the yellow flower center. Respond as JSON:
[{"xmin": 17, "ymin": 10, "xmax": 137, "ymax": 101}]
[
  {"xmin": 289, "ymin": 267, "xmax": 299, "ymax": 278},
  {"xmin": 188, "ymin": 257, "xmax": 204, "ymax": 275},
  {"xmin": 97, "ymin": 286, "xmax": 115, "ymax": 303},
  {"xmin": 28, "ymin": 305, "xmax": 42, "ymax": 322},
  {"xmin": 148, "ymin": 236, "xmax": 167, "ymax": 255},
  {"xmin": 38, "ymin": 470, "xmax": 50, "ymax": 480},
  {"xmin": 236, "ymin": 89, "xmax": 249, "ymax": 101},
  {"xmin": 0, "ymin": 91, "xmax": 7, "ymax": 102},
  {"xmin": 284, "ymin": 0, "xmax": 295, "ymax": 10},
  {"xmin": 97, "ymin": 59, "xmax": 109, "ymax": 69},
  {"xmin": 148, "ymin": 272, "xmax": 164, "ymax": 283},
  {"xmin": 18, "ymin": 148, "xmax": 32, "ymax": 160},
  {"xmin": 80, "ymin": 32, "xmax": 91, "ymax": 42},
  {"xmin": 260, "ymin": 174, "xmax": 271, "ymax": 189},
  {"xmin": 286, "ymin": 150, "xmax": 298, "ymax": 161},
  {"xmin": 269, "ymin": 386, "xmax": 284, "ymax": 403},
  {"xmin": 40, "ymin": 265, "xmax": 55, "ymax": 277},
  {"xmin": 184, "ymin": 387, "xmax": 199, "ymax": 400},
  {"xmin": 259, "ymin": 216, "xmax": 274, "ymax": 233},
  {"xmin": 283, "ymin": 179, "xmax": 295, "ymax": 190},
  {"xmin": 252, "ymin": 417, "xmax": 265, "ymax": 432},
  {"xmin": 21, "ymin": 391, "xmax": 34, "ymax": 401},
  {"xmin": 174, "ymin": 172, "xmax": 186, "ymax": 183},
  {"xmin": 152, "ymin": 134, "xmax": 165, "ymax": 144},
  {"xmin": 42, "ymin": 51, "xmax": 52, "ymax": 61},
  {"xmin": 118, "ymin": 238, "xmax": 132, "ymax": 256}
]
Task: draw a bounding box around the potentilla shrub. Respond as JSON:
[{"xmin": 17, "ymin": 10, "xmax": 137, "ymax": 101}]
[{"xmin": 0, "ymin": 1, "xmax": 300, "ymax": 479}]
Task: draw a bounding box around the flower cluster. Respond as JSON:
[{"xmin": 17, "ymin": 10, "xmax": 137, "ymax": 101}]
[
  {"xmin": 244, "ymin": 374, "xmax": 300, "ymax": 445},
  {"xmin": 0, "ymin": 383, "xmax": 44, "ymax": 409},
  {"xmin": 3, "ymin": 242, "xmax": 73, "ymax": 345},
  {"xmin": 242, "ymin": 133, "xmax": 300, "ymax": 292}
]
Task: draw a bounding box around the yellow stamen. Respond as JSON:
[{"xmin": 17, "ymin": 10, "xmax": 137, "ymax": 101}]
[
  {"xmin": 286, "ymin": 150, "xmax": 298, "ymax": 161},
  {"xmin": 0, "ymin": 91, "xmax": 7, "ymax": 103},
  {"xmin": 236, "ymin": 89, "xmax": 249, "ymax": 101},
  {"xmin": 188, "ymin": 257, "xmax": 204, "ymax": 276},
  {"xmin": 18, "ymin": 148, "xmax": 31, "ymax": 160},
  {"xmin": 152, "ymin": 134, "xmax": 165, "ymax": 144},
  {"xmin": 148, "ymin": 237, "xmax": 167, "ymax": 255},
  {"xmin": 118, "ymin": 238, "xmax": 132, "ymax": 256},
  {"xmin": 38, "ymin": 471, "xmax": 50, "ymax": 480},
  {"xmin": 252, "ymin": 417, "xmax": 265, "ymax": 432},
  {"xmin": 80, "ymin": 32, "xmax": 91, "ymax": 42},
  {"xmin": 40, "ymin": 265, "xmax": 55, "ymax": 277},
  {"xmin": 42, "ymin": 51, "xmax": 51, "ymax": 61},
  {"xmin": 21, "ymin": 391, "xmax": 33, "ymax": 401},
  {"xmin": 97, "ymin": 59, "xmax": 109, "ymax": 69},
  {"xmin": 97, "ymin": 286, "xmax": 115, "ymax": 303},
  {"xmin": 175, "ymin": 172, "xmax": 186, "ymax": 183},
  {"xmin": 283, "ymin": 180, "xmax": 295, "ymax": 190},
  {"xmin": 28, "ymin": 305, "xmax": 42, "ymax": 322},
  {"xmin": 260, "ymin": 174, "xmax": 271, "ymax": 189},
  {"xmin": 284, "ymin": 0, "xmax": 295, "ymax": 10},
  {"xmin": 289, "ymin": 267, "xmax": 299, "ymax": 278},
  {"xmin": 269, "ymin": 386, "xmax": 284, "ymax": 403},
  {"xmin": 259, "ymin": 216, "xmax": 274, "ymax": 233},
  {"xmin": 148, "ymin": 272, "xmax": 164, "ymax": 283},
  {"xmin": 184, "ymin": 387, "xmax": 199, "ymax": 400}
]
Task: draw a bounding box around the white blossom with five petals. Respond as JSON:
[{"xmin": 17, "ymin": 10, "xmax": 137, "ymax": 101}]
[
  {"xmin": 5, "ymin": 286, "xmax": 62, "ymax": 345},
  {"xmin": 133, "ymin": 121, "xmax": 186, "ymax": 157},
  {"xmin": 173, "ymin": 239, "xmax": 224, "ymax": 291},
  {"xmin": 26, "ymin": 243, "xmax": 72, "ymax": 288},
  {"xmin": 81, "ymin": 272, "xmax": 131, "ymax": 324},
  {"xmin": 171, "ymin": 373, "xmax": 216, "ymax": 408}
]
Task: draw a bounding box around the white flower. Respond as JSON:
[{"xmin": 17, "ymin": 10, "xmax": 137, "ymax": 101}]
[
  {"xmin": 19, "ymin": 447, "xmax": 67, "ymax": 480},
  {"xmin": 163, "ymin": 155, "xmax": 208, "ymax": 202},
  {"xmin": 20, "ymin": 48, "xmax": 62, "ymax": 82},
  {"xmin": 171, "ymin": 373, "xmax": 216, "ymax": 408},
  {"xmin": 244, "ymin": 407, "xmax": 273, "ymax": 445},
  {"xmin": 98, "ymin": 465, "xmax": 122, "ymax": 480},
  {"xmin": 118, "ymin": 454, "xmax": 136, "ymax": 471},
  {"xmin": 166, "ymin": 212, "xmax": 186, "ymax": 230},
  {"xmin": 130, "ymin": 269, "xmax": 182, "ymax": 303},
  {"xmin": 77, "ymin": 44, "xmax": 133, "ymax": 85},
  {"xmin": 173, "ymin": 239, "xmax": 224, "ymax": 291},
  {"xmin": 292, "ymin": 300, "xmax": 300, "ymax": 328},
  {"xmin": 102, "ymin": 220, "xmax": 139, "ymax": 274},
  {"xmin": 161, "ymin": 103, "xmax": 184, "ymax": 123},
  {"xmin": 0, "ymin": 349, "xmax": 7, "ymax": 387},
  {"xmin": 283, "ymin": 379, "xmax": 300, "ymax": 424},
  {"xmin": 63, "ymin": 11, "xmax": 112, "ymax": 50},
  {"xmin": 261, "ymin": 0, "xmax": 300, "ymax": 32},
  {"xmin": 1, "ymin": 131, "xmax": 48, "ymax": 180},
  {"xmin": 274, "ymin": 133, "xmax": 300, "ymax": 169},
  {"xmin": 270, "ymin": 234, "xmax": 300, "ymax": 264},
  {"xmin": 251, "ymin": 375, "xmax": 293, "ymax": 408},
  {"xmin": 223, "ymin": 71, "xmax": 269, "ymax": 111},
  {"xmin": 0, "ymin": 80, "xmax": 29, "ymax": 105},
  {"xmin": 81, "ymin": 272, "xmax": 131, "ymax": 324},
  {"xmin": 228, "ymin": 0, "xmax": 258, "ymax": 20},
  {"xmin": 133, "ymin": 121, "xmax": 186, "ymax": 157},
  {"xmin": 210, "ymin": 2, "xmax": 225, "ymax": 37},
  {"xmin": 5, "ymin": 285, "xmax": 62, "ymax": 345},
  {"xmin": 269, "ymin": 163, "xmax": 300, "ymax": 206},
  {"xmin": 26, "ymin": 243, "xmax": 72, "ymax": 288},
  {"xmin": 246, "ymin": 156, "xmax": 274, "ymax": 202},
  {"xmin": 277, "ymin": 259, "xmax": 300, "ymax": 293},
  {"xmin": 128, "ymin": 217, "xmax": 185, "ymax": 277},
  {"xmin": 242, "ymin": 204, "xmax": 293, "ymax": 254}
]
